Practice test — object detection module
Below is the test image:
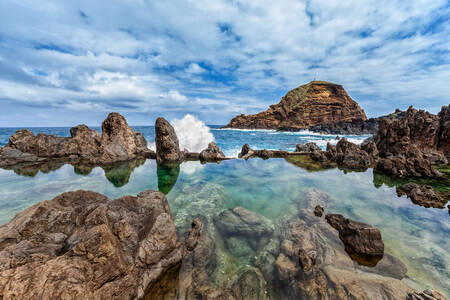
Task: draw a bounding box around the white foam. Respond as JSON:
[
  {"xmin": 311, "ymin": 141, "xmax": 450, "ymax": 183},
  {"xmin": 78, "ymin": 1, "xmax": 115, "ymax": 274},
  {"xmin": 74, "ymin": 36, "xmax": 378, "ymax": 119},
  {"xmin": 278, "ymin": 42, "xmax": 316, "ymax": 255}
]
[{"xmin": 172, "ymin": 114, "xmax": 214, "ymax": 152}]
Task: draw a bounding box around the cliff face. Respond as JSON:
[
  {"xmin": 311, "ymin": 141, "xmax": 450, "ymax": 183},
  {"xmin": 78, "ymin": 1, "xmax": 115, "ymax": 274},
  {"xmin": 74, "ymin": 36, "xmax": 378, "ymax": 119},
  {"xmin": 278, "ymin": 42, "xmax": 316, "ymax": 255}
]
[{"xmin": 224, "ymin": 81, "xmax": 367, "ymax": 130}]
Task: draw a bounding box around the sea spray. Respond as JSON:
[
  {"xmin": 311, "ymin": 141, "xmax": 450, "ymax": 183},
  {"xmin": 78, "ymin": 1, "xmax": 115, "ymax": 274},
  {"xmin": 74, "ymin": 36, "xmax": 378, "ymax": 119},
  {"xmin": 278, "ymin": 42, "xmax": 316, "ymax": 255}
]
[{"xmin": 172, "ymin": 114, "xmax": 214, "ymax": 152}]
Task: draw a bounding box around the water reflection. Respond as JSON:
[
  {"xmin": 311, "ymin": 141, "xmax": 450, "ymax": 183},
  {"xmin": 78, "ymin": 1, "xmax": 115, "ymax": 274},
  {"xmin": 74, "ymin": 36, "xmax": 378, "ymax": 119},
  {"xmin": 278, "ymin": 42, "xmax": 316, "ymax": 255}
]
[{"xmin": 157, "ymin": 163, "xmax": 181, "ymax": 194}]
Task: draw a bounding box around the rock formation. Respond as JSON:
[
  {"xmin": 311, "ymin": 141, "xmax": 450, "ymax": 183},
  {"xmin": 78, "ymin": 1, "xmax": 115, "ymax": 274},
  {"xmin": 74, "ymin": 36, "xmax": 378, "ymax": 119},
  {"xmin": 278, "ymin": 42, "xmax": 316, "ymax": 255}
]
[
  {"xmin": 407, "ymin": 289, "xmax": 448, "ymax": 300},
  {"xmin": 155, "ymin": 117, "xmax": 184, "ymax": 164},
  {"xmin": 224, "ymin": 81, "xmax": 367, "ymax": 130},
  {"xmin": 0, "ymin": 113, "xmax": 153, "ymax": 167},
  {"xmin": 296, "ymin": 142, "xmax": 321, "ymax": 153},
  {"xmin": 0, "ymin": 189, "xmax": 200, "ymax": 300},
  {"xmin": 199, "ymin": 142, "xmax": 226, "ymax": 162},
  {"xmin": 438, "ymin": 105, "xmax": 450, "ymax": 156},
  {"xmin": 325, "ymin": 213, "xmax": 384, "ymax": 266},
  {"xmin": 396, "ymin": 183, "xmax": 448, "ymax": 208},
  {"xmin": 309, "ymin": 108, "xmax": 406, "ymax": 134},
  {"xmin": 254, "ymin": 188, "xmax": 415, "ymax": 299},
  {"xmin": 238, "ymin": 144, "xmax": 289, "ymax": 160}
]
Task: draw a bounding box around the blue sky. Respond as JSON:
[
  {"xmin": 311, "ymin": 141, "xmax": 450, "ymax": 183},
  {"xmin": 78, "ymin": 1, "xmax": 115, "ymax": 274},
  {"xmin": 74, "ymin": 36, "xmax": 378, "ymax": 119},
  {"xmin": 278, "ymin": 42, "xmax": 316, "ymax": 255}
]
[{"xmin": 0, "ymin": 0, "xmax": 449, "ymax": 126}]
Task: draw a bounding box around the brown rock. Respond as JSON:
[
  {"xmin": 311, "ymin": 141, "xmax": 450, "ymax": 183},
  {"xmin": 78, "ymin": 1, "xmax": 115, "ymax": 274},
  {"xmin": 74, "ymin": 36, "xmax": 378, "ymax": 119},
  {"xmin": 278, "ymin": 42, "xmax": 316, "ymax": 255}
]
[
  {"xmin": 223, "ymin": 81, "xmax": 367, "ymax": 130},
  {"xmin": 407, "ymin": 289, "xmax": 448, "ymax": 300},
  {"xmin": 100, "ymin": 112, "xmax": 149, "ymax": 162},
  {"xmin": 314, "ymin": 205, "xmax": 324, "ymax": 217},
  {"xmin": 60, "ymin": 124, "xmax": 101, "ymax": 158},
  {"xmin": 396, "ymin": 183, "xmax": 448, "ymax": 208},
  {"xmin": 199, "ymin": 142, "xmax": 226, "ymax": 161},
  {"xmin": 296, "ymin": 142, "xmax": 321, "ymax": 152},
  {"xmin": 0, "ymin": 189, "xmax": 185, "ymax": 299},
  {"xmin": 325, "ymin": 213, "xmax": 384, "ymax": 259},
  {"xmin": 438, "ymin": 105, "xmax": 450, "ymax": 156},
  {"xmin": 155, "ymin": 117, "xmax": 183, "ymax": 164}
]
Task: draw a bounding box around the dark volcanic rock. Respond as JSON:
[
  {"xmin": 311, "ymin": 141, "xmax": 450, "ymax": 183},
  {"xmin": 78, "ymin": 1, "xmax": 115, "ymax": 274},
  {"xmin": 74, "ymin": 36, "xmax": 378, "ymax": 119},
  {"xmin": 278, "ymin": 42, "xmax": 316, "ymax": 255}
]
[
  {"xmin": 238, "ymin": 144, "xmax": 289, "ymax": 160},
  {"xmin": 155, "ymin": 117, "xmax": 183, "ymax": 164},
  {"xmin": 325, "ymin": 214, "xmax": 384, "ymax": 262},
  {"xmin": 314, "ymin": 205, "xmax": 324, "ymax": 217},
  {"xmin": 396, "ymin": 183, "xmax": 448, "ymax": 208},
  {"xmin": 296, "ymin": 142, "xmax": 321, "ymax": 152},
  {"xmin": 332, "ymin": 138, "xmax": 374, "ymax": 169},
  {"xmin": 224, "ymin": 81, "xmax": 366, "ymax": 130},
  {"xmin": 438, "ymin": 105, "xmax": 450, "ymax": 156},
  {"xmin": 0, "ymin": 189, "xmax": 198, "ymax": 300},
  {"xmin": 309, "ymin": 108, "xmax": 406, "ymax": 134},
  {"xmin": 199, "ymin": 142, "xmax": 226, "ymax": 161}
]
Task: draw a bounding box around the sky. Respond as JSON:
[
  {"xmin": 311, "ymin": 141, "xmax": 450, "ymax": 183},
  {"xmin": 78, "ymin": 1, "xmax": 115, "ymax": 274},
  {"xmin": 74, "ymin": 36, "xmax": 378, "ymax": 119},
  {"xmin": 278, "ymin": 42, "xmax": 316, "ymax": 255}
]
[{"xmin": 0, "ymin": 0, "xmax": 449, "ymax": 127}]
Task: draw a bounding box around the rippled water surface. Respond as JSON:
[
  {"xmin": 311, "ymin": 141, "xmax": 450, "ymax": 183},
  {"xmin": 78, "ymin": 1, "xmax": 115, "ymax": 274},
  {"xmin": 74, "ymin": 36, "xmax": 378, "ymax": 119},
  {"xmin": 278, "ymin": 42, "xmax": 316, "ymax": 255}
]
[{"xmin": 0, "ymin": 157, "xmax": 448, "ymax": 296}]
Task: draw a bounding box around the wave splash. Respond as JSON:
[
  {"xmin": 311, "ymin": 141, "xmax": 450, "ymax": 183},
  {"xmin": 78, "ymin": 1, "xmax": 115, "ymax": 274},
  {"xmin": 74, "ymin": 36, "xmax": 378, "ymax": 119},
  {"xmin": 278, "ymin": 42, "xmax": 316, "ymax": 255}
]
[{"xmin": 172, "ymin": 114, "xmax": 214, "ymax": 152}]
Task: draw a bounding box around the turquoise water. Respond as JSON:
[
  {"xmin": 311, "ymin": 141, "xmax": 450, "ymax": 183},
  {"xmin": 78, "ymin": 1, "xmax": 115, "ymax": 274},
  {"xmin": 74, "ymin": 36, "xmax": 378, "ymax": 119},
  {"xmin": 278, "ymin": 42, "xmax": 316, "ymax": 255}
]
[
  {"xmin": 0, "ymin": 126, "xmax": 369, "ymax": 157},
  {"xmin": 0, "ymin": 157, "xmax": 448, "ymax": 296}
]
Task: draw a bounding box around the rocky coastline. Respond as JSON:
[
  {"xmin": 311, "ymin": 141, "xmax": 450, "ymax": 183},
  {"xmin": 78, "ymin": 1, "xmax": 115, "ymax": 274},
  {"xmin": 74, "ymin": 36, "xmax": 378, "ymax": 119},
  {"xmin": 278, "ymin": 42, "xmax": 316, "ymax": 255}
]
[{"xmin": 0, "ymin": 105, "xmax": 449, "ymax": 298}]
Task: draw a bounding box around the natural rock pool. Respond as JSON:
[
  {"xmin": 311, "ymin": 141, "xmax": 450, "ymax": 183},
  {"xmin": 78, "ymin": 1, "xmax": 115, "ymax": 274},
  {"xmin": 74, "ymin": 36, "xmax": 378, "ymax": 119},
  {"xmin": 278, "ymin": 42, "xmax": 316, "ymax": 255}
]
[{"xmin": 0, "ymin": 157, "xmax": 448, "ymax": 297}]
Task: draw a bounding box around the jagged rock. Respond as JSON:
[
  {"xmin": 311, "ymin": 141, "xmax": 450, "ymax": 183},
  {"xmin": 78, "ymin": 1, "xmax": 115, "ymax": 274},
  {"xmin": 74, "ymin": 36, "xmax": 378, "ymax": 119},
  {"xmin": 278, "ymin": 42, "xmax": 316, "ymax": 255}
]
[
  {"xmin": 396, "ymin": 183, "xmax": 448, "ymax": 208},
  {"xmin": 309, "ymin": 108, "xmax": 406, "ymax": 134},
  {"xmin": 224, "ymin": 81, "xmax": 366, "ymax": 130},
  {"xmin": 375, "ymin": 146, "xmax": 445, "ymax": 179},
  {"xmin": 438, "ymin": 105, "xmax": 450, "ymax": 156},
  {"xmin": 155, "ymin": 117, "xmax": 183, "ymax": 164},
  {"xmin": 1, "ymin": 113, "xmax": 153, "ymax": 166},
  {"xmin": 310, "ymin": 138, "xmax": 373, "ymax": 169},
  {"xmin": 360, "ymin": 137, "xmax": 379, "ymax": 159},
  {"xmin": 325, "ymin": 214, "xmax": 384, "ymax": 260},
  {"xmin": 0, "ymin": 189, "xmax": 198, "ymax": 300},
  {"xmin": 296, "ymin": 142, "xmax": 321, "ymax": 152},
  {"xmin": 407, "ymin": 289, "xmax": 448, "ymax": 300},
  {"xmin": 374, "ymin": 106, "xmax": 448, "ymax": 174},
  {"xmin": 314, "ymin": 205, "xmax": 324, "ymax": 217},
  {"xmin": 255, "ymin": 188, "xmax": 413, "ymax": 299},
  {"xmin": 100, "ymin": 112, "xmax": 149, "ymax": 162},
  {"xmin": 199, "ymin": 142, "xmax": 226, "ymax": 161}
]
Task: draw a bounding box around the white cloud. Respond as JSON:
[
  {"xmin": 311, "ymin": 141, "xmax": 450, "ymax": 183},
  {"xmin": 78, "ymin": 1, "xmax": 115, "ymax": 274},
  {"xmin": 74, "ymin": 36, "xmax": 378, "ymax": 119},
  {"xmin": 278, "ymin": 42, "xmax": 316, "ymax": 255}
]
[{"xmin": 0, "ymin": 0, "xmax": 449, "ymax": 126}]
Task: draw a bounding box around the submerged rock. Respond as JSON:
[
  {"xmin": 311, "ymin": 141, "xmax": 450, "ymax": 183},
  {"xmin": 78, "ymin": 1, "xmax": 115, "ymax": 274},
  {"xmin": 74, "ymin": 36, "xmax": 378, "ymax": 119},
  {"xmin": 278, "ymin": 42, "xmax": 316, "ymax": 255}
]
[
  {"xmin": 155, "ymin": 117, "xmax": 184, "ymax": 164},
  {"xmin": 0, "ymin": 189, "xmax": 198, "ymax": 299},
  {"xmin": 396, "ymin": 183, "xmax": 448, "ymax": 208},
  {"xmin": 407, "ymin": 289, "xmax": 448, "ymax": 300},
  {"xmin": 199, "ymin": 142, "xmax": 226, "ymax": 162}
]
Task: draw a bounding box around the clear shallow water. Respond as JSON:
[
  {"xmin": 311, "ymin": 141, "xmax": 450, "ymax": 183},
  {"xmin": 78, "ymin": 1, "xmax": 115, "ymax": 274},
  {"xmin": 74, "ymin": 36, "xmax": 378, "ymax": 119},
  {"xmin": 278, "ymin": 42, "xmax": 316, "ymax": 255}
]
[
  {"xmin": 0, "ymin": 126, "xmax": 370, "ymax": 157},
  {"xmin": 0, "ymin": 158, "xmax": 448, "ymax": 296},
  {"xmin": 0, "ymin": 126, "xmax": 448, "ymax": 296}
]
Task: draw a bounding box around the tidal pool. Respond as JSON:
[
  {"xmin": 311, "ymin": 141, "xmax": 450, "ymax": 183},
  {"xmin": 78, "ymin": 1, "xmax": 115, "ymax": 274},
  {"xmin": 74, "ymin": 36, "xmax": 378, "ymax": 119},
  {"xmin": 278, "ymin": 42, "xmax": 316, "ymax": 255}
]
[{"xmin": 0, "ymin": 158, "xmax": 448, "ymax": 297}]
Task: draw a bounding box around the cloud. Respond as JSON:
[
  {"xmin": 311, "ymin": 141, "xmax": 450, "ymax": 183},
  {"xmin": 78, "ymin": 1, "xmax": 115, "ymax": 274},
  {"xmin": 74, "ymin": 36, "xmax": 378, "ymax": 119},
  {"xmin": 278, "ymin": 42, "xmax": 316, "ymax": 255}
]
[{"xmin": 0, "ymin": 0, "xmax": 449, "ymax": 126}]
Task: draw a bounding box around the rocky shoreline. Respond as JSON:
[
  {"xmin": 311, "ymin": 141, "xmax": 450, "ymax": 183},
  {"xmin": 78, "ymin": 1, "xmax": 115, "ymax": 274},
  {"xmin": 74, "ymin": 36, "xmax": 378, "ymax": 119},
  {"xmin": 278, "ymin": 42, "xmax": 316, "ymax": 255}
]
[{"xmin": 0, "ymin": 105, "xmax": 449, "ymax": 298}]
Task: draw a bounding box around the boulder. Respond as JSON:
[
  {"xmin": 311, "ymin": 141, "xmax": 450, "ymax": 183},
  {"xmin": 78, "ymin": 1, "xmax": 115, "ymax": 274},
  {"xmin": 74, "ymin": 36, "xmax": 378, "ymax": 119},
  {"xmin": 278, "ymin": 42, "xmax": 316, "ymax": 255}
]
[
  {"xmin": 325, "ymin": 214, "xmax": 384, "ymax": 260},
  {"xmin": 60, "ymin": 124, "xmax": 101, "ymax": 158},
  {"xmin": 407, "ymin": 289, "xmax": 448, "ymax": 300},
  {"xmin": 396, "ymin": 183, "xmax": 448, "ymax": 208},
  {"xmin": 100, "ymin": 112, "xmax": 149, "ymax": 162},
  {"xmin": 0, "ymin": 189, "xmax": 199, "ymax": 299},
  {"xmin": 199, "ymin": 142, "xmax": 226, "ymax": 161},
  {"xmin": 332, "ymin": 138, "xmax": 374, "ymax": 169},
  {"xmin": 296, "ymin": 142, "xmax": 321, "ymax": 153},
  {"xmin": 155, "ymin": 117, "xmax": 183, "ymax": 164}
]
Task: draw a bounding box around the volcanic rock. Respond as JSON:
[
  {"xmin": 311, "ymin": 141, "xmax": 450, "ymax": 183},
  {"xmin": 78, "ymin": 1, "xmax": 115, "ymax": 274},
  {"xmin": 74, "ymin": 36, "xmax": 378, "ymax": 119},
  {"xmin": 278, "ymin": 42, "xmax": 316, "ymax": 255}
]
[
  {"xmin": 199, "ymin": 142, "xmax": 226, "ymax": 161},
  {"xmin": 438, "ymin": 105, "xmax": 450, "ymax": 156},
  {"xmin": 325, "ymin": 213, "xmax": 384, "ymax": 259},
  {"xmin": 1, "ymin": 113, "xmax": 153, "ymax": 166},
  {"xmin": 314, "ymin": 205, "xmax": 324, "ymax": 217},
  {"xmin": 296, "ymin": 142, "xmax": 321, "ymax": 152},
  {"xmin": 396, "ymin": 183, "xmax": 448, "ymax": 208},
  {"xmin": 407, "ymin": 289, "xmax": 448, "ymax": 300},
  {"xmin": 155, "ymin": 117, "xmax": 183, "ymax": 164},
  {"xmin": 100, "ymin": 112, "xmax": 149, "ymax": 162},
  {"xmin": 224, "ymin": 81, "xmax": 367, "ymax": 130},
  {"xmin": 0, "ymin": 189, "xmax": 198, "ymax": 299},
  {"xmin": 238, "ymin": 144, "xmax": 289, "ymax": 160}
]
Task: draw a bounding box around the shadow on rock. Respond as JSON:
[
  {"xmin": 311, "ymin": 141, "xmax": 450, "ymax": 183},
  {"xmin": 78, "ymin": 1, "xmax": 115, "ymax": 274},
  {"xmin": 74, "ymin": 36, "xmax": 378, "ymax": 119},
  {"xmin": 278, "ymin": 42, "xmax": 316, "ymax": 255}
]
[{"xmin": 157, "ymin": 162, "xmax": 181, "ymax": 194}]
